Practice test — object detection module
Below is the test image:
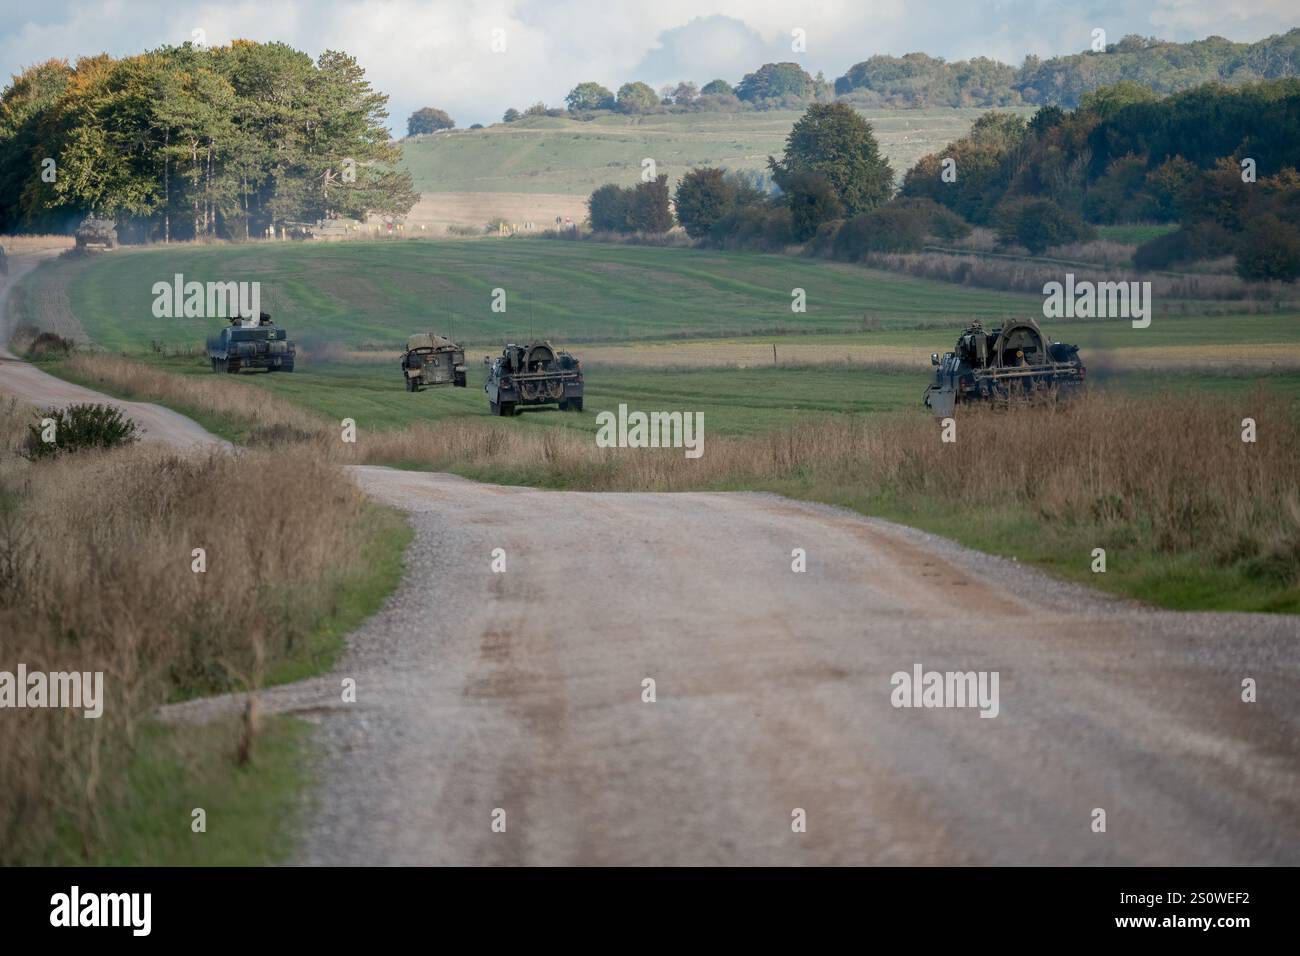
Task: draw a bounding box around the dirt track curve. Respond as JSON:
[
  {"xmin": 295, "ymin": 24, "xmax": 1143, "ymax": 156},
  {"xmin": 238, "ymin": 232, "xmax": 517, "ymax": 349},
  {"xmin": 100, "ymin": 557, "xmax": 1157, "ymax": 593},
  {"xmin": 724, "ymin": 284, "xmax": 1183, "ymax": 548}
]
[
  {"xmin": 0, "ymin": 253, "xmax": 227, "ymax": 450},
  {"xmin": 3, "ymin": 253, "xmax": 1298, "ymax": 865}
]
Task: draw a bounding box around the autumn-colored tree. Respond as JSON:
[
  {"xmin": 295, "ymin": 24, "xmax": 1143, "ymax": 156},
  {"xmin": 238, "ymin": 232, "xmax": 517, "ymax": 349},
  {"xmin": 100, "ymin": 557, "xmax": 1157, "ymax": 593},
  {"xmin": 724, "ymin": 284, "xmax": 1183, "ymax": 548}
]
[
  {"xmin": 407, "ymin": 107, "xmax": 454, "ymax": 135},
  {"xmin": 0, "ymin": 40, "xmax": 417, "ymax": 238}
]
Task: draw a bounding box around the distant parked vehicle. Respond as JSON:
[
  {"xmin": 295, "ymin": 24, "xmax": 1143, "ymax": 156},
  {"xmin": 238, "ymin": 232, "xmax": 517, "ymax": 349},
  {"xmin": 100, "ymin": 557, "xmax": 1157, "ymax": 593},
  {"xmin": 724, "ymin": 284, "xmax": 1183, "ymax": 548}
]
[
  {"xmin": 400, "ymin": 333, "xmax": 466, "ymax": 391},
  {"xmin": 923, "ymin": 319, "xmax": 1084, "ymax": 416},
  {"xmin": 484, "ymin": 340, "xmax": 583, "ymax": 416}
]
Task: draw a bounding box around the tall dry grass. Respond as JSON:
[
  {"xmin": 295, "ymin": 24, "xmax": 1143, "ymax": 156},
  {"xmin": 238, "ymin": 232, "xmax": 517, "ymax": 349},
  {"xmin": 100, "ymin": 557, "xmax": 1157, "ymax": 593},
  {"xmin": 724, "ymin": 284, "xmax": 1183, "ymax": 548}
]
[
  {"xmin": 0, "ymin": 396, "xmax": 375, "ymax": 862},
  {"xmin": 31, "ymin": 354, "xmax": 1300, "ymax": 573},
  {"xmin": 865, "ymin": 249, "xmax": 1295, "ymax": 306},
  {"xmin": 0, "ymin": 234, "xmax": 76, "ymax": 254},
  {"xmin": 1042, "ymin": 240, "xmax": 1138, "ymax": 267},
  {"xmin": 59, "ymin": 353, "xmax": 324, "ymax": 439},
  {"xmin": 355, "ymin": 390, "xmax": 1300, "ymax": 574}
]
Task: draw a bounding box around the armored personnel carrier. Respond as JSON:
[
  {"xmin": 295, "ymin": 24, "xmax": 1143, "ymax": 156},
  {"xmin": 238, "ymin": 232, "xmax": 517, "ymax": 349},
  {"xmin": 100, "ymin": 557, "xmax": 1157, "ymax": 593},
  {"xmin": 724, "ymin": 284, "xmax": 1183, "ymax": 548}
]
[
  {"xmin": 401, "ymin": 333, "xmax": 467, "ymax": 391},
  {"xmin": 207, "ymin": 313, "xmax": 295, "ymax": 373},
  {"xmin": 484, "ymin": 340, "xmax": 583, "ymax": 416},
  {"xmin": 923, "ymin": 319, "xmax": 1084, "ymax": 416}
]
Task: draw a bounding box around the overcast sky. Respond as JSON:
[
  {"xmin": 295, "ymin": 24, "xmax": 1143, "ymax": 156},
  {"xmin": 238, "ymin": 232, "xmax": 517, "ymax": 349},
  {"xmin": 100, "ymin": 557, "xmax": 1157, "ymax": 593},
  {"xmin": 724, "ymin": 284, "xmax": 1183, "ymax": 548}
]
[{"xmin": 1, "ymin": 0, "xmax": 1296, "ymax": 131}]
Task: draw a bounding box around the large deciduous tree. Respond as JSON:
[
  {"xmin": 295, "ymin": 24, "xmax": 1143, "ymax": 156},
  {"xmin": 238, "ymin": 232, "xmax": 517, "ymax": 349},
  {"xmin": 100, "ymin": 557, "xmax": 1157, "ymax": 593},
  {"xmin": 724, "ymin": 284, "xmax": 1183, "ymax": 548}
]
[
  {"xmin": 565, "ymin": 82, "xmax": 615, "ymax": 112},
  {"xmin": 0, "ymin": 40, "xmax": 418, "ymax": 239},
  {"xmin": 674, "ymin": 167, "xmax": 734, "ymax": 238},
  {"xmin": 736, "ymin": 63, "xmax": 815, "ymax": 102},
  {"xmin": 616, "ymin": 82, "xmax": 659, "ymax": 114},
  {"xmin": 768, "ymin": 103, "xmax": 893, "ymax": 216},
  {"xmin": 407, "ymin": 107, "xmax": 454, "ymax": 135}
]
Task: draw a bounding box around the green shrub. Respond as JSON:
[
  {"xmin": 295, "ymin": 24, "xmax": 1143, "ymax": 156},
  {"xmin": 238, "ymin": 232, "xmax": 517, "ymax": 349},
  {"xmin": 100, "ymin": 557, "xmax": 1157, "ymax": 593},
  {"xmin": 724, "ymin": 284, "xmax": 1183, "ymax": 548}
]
[
  {"xmin": 628, "ymin": 175, "xmax": 673, "ymax": 233},
  {"xmin": 761, "ymin": 207, "xmax": 794, "ymax": 249},
  {"xmin": 804, "ymin": 218, "xmax": 844, "ymax": 257},
  {"xmin": 783, "ymin": 171, "xmax": 844, "ymax": 242},
  {"xmin": 23, "ymin": 404, "xmax": 140, "ymax": 460},
  {"xmin": 993, "ymin": 197, "xmax": 1095, "ymax": 254},
  {"xmin": 27, "ymin": 332, "xmax": 75, "ymax": 357},
  {"xmin": 833, "ymin": 206, "xmax": 926, "ymax": 259},
  {"xmin": 674, "ymin": 167, "xmax": 735, "ymax": 239},
  {"xmin": 708, "ymin": 204, "xmax": 791, "ymax": 251},
  {"xmin": 1133, "ymin": 220, "xmax": 1235, "ymax": 270},
  {"xmin": 1235, "ymin": 215, "xmax": 1300, "ymax": 282},
  {"xmin": 891, "ymin": 196, "xmax": 972, "ymax": 241},
  {"xmin": 587, "ymin": 184, "xmax": 630, "ymax": 232}
]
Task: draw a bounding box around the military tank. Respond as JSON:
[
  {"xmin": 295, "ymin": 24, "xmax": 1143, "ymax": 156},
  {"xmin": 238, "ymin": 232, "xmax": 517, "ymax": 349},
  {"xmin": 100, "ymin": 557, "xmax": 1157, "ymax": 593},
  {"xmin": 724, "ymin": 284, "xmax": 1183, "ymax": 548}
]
[
  {"xmin": 207, "ymin": 313, "xmax": 295, "ymax": 373},
  {"xmin": 401, "ymin": 333, "xmax": 466, "ymax": 391},
  {"xmin": 484, "ymin": 340, "xmax": 583, "ymax": 416},
  {"xmin": 923, "ymin": 318, "xmax": 1084, "ymax": 416}
]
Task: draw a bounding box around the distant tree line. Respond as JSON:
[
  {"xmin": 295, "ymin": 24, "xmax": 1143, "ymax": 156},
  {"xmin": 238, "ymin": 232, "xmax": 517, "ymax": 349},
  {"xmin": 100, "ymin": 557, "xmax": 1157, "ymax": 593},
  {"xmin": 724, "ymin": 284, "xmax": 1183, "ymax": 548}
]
[
  {"xmin": 838, "ymin": 30, "xmax": 1300, "ymax": 107},
  {"xmin": 0, "ymin": 41, "xmax": 418, "ymax": 239},
  {"xmin": 903, "ymin": 78, "xmax": 1300, "ymax": 277},
  {"xmin": 582, "ymin": 79, "xmax": 1300, "ymax": 281},
  {"xmin": 503, "ymin": 63, "xmax": 836, "ymax": 122},
  {"xmin": 503, "ymin": 29, "xmax": 1300, "ymax": 126}
]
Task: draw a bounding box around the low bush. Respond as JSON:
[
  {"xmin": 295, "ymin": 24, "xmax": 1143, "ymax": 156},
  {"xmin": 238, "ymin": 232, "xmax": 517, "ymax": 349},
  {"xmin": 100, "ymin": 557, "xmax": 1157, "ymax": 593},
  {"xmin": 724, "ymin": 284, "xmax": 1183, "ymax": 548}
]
[
  {"xmin": 23, "ymin": 403, "xmax": 139, "ymax": 459},
  {"xmin": 1133, "ymin": 220, "xmax": 1235, "ymax": 270},
  {"xmin": 1235, "ymin": 214, "xmax": 1300, "ymax": 282},
  {"xmin": 833, "ymin": 206, "xmax": 927, "ymax": 259},
  {"xmin": 994, "ymin": 198, "xmax": 1096, "ymax": 254}
]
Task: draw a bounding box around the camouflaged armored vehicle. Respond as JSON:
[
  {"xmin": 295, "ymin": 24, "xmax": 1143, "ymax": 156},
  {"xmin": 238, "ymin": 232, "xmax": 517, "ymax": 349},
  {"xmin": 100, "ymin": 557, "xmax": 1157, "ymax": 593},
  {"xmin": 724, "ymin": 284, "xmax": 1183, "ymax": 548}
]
[
  {"xmin": 484, "ymin": 340, "xmax": 583, "ymax": 416},
  {"xmin": 401, "ymin": 333, "xmax": 467, "ymax": 391},
  {"xmin": 923, "ymin": 318, "xmax": 1084, "ymax": 416},
  {"xmin": 74, "ymin": 217, "xmax": 118, "ymax": 254},
  {"xmin": 207, "ymin": 313, "xmax": 295, "ymax": 373}
]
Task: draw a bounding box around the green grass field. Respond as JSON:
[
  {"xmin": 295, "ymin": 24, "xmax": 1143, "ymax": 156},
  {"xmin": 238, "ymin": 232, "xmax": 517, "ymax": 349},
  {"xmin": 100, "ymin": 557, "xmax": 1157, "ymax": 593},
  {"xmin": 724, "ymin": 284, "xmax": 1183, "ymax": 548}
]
[
  {"xmin": 16, "ymin": 238, "xmax": 1300, "ymax": 440},
  {"xmin": 82, "ymin": 353, "xmax": 925, "ymax": 438},
  {"xmin": 45, "ymin": 717, "xmax": 312, "ymax": 866},
  {"xmin": 400, "ymin": 108, "xmax": 1027, "ymax": 195},
  {"xmin": 43, "ymin": 238, "xmax": 1041, "ymax": 350}
]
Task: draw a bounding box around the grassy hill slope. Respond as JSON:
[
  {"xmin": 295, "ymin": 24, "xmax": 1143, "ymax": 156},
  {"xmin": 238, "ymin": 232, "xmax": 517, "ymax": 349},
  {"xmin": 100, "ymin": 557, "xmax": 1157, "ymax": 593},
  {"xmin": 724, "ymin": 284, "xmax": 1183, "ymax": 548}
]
[
  {"xmin": 31, "ymin": 239, "xmax": 1038, "ymax": 351},
  {"xmin": 399, "ymin": 108, "xmax": 1027, "ymax": 197}
]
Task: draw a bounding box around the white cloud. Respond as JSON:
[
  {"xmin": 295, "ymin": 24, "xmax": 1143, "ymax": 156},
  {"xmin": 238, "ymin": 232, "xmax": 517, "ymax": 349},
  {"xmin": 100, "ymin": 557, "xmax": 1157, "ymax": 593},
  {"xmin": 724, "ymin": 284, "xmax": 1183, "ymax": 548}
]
[
  {"xmin": 0, "ymin": 1, "xmax": 1295, "ymax": 131},
  {"xmin": 1148, "ymin": 0, "xmax": 1298, "ymax": 38}
]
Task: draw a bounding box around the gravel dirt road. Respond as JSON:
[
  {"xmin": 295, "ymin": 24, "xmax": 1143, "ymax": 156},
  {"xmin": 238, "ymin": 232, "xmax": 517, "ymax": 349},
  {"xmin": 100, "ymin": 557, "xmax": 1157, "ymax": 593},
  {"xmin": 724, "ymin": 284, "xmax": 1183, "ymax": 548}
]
[
  {"xmin": 275, "ymin": 468, "xmax": 1299, "ymax": 865},
  {"xmin": 0, "ymin": 254, "xmax": 227, "ymax": 450},
  {"xmin": 5, "ymin": 253, "xmax": 1298, "ymax": 865}
]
